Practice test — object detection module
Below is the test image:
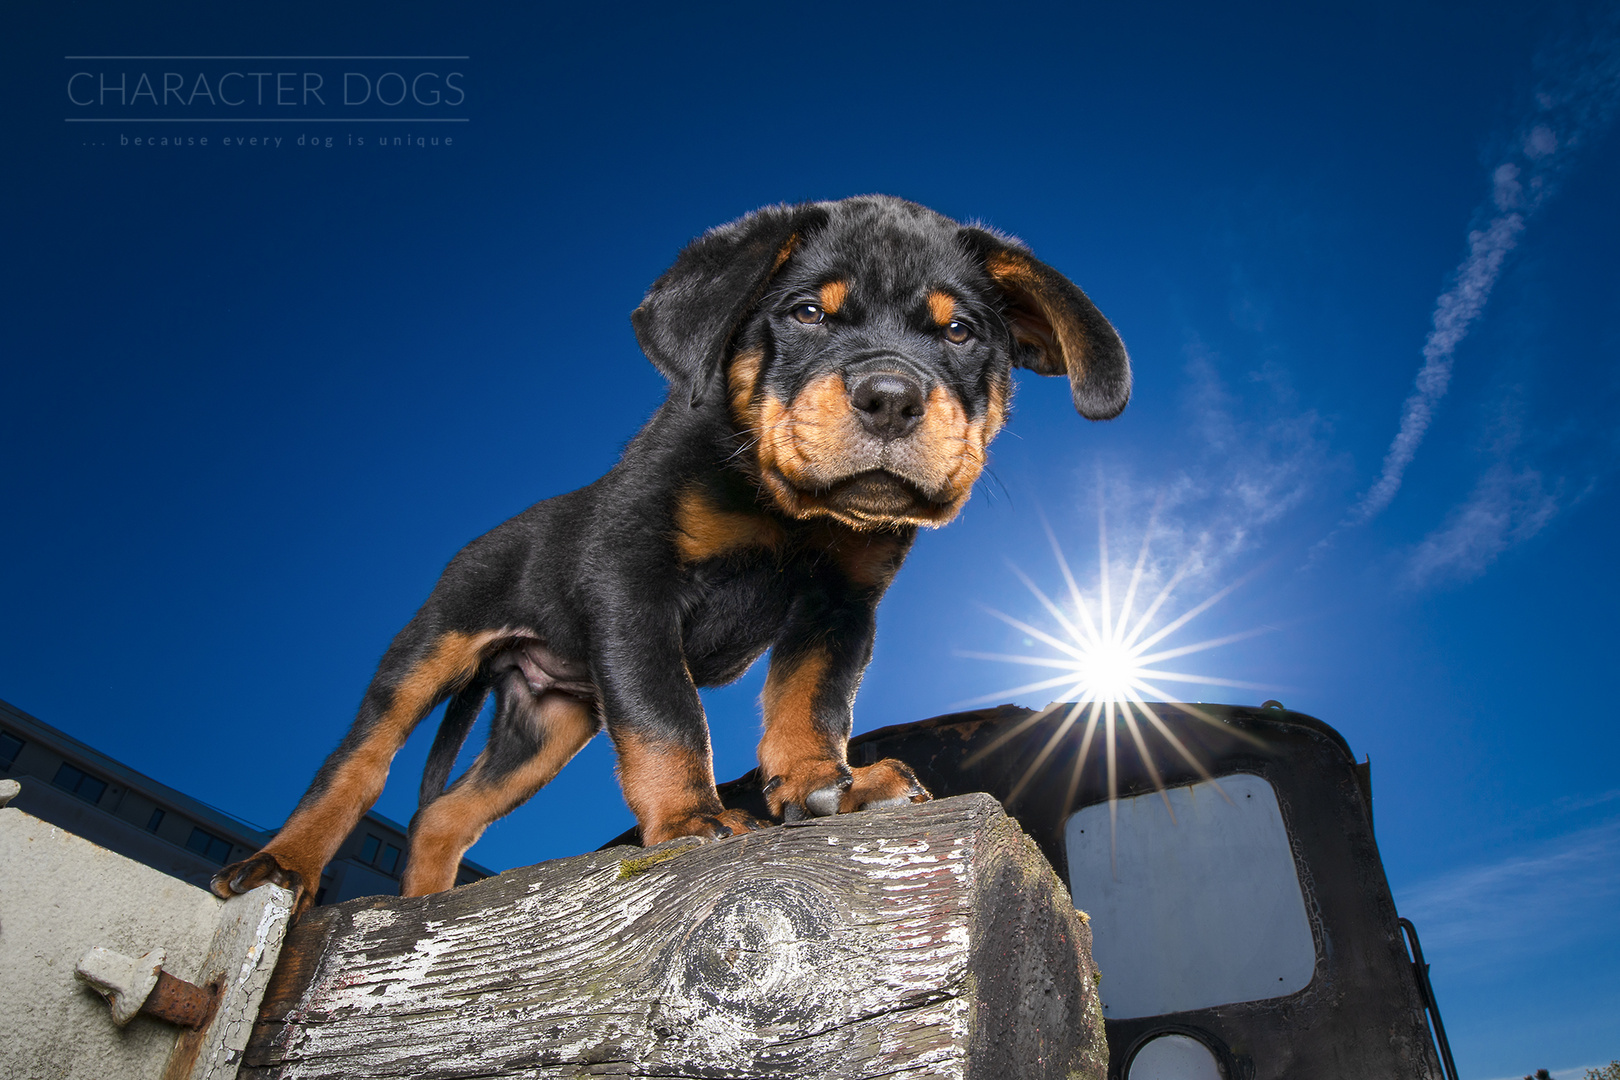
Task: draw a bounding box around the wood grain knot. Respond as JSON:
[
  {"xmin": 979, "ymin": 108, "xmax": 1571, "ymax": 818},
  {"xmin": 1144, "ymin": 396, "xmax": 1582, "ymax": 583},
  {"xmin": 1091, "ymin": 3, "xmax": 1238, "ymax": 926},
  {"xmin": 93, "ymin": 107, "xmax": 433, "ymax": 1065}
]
[{"xmin": 650, "ymin": 878, "xmax": 847, "ymax": 1031}]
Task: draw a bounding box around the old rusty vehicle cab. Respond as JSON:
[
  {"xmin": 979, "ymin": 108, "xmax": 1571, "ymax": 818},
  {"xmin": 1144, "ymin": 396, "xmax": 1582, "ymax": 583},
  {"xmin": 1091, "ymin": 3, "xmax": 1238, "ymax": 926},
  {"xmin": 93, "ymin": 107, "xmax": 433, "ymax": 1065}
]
[{"xmin": 675, "ymin": 703, "xmax": 1458, "ymax": 1080}]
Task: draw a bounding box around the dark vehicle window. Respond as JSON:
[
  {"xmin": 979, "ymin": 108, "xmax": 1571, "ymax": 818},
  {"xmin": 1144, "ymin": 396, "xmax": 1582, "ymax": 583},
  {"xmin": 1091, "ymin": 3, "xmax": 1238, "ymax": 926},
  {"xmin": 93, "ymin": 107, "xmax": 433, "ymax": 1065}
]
[{"xmin": 0, "ymin": 731, "xmax": 23, "ymax": 770}]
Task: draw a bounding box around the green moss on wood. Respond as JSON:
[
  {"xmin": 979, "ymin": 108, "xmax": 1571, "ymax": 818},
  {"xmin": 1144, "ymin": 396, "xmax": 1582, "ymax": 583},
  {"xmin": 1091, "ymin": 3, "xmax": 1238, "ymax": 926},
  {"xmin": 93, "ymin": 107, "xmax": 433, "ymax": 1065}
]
[{"xmin": 616, "ymin": 842, "xmax": 697, "ymax": 881}]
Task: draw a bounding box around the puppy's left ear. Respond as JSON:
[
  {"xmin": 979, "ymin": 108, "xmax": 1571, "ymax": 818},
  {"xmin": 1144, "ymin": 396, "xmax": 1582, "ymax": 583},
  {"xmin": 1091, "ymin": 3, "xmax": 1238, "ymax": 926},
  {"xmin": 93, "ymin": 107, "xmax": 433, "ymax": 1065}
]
[
  {"xmin": 960, "ymin": 228, "xmax": 1131, "ymax": 420},
  {"xmin": 633, "ymin": 202, "xmax": 831, "ymax": 407}
]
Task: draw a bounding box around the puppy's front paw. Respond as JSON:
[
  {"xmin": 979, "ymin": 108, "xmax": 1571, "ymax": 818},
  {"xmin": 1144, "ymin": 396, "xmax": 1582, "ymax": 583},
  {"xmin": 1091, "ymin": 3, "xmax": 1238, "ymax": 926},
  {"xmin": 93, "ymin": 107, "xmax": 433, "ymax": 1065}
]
[
  {"xmin": 762, "ymin": 759, "xmax": 853, "ymax": 821},
  {"xmin": 211, "ymin": 851, "xmax": 308, "ymax": 912},
  {"xmin": 643, "ymin": 807, "xmax": 768, "ymax": 845},
  {"xmin": 838, "ymin": 758, "xmax": 929, "ymax": 812}
]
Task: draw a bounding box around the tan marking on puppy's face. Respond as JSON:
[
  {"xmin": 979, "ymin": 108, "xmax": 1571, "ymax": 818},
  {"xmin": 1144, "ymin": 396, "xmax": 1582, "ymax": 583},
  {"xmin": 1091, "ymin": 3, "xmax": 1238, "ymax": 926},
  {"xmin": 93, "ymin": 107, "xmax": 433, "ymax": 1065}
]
[
  {"xmin": 927, "ymin": 290, "xmax": 956, "ymax": 326},
  {"xmin": 753, "ymin": 373, "xmax": 881, "ymax": 527},
  {"xmin": 759, "ymin": 372, "xmax": 856, "ymax": 483},
  {"xmin": 672, "ymin": 484, "xmax": 785, "ymax": 563},
  {"xmin": 986, "ymin": 367, "xmax": 1010, "ymax": 439},
  {"xmin": 728, "ymin": 348, "xmax": 763, "ymax": 425},
  {"xmin": 905, "ymin": 386, "xmax": 980, "ymax": 507},
  {"xmin": 752, "ymin": 371, "xmax": 1003, "ymax": 530},
  {"xmin": 819, "ymin": 279, "xmax": 849, "ymax": 314}
]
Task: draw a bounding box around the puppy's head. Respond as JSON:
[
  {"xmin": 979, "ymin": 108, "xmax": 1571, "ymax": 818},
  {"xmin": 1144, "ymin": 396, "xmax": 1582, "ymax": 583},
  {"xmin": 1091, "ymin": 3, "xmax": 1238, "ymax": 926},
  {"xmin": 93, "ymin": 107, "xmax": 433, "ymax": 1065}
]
[{"xmin": 633, "ymin": 196, "xmax": 1130, "ymax": 529}]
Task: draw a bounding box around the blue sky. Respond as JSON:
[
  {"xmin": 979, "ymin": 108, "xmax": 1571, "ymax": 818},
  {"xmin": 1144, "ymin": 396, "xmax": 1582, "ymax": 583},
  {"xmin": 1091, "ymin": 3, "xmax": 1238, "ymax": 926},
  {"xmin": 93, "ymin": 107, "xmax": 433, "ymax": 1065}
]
[{"xmin": 4, "ymin": 2, "xmax": 1618, "ymax": 1075}]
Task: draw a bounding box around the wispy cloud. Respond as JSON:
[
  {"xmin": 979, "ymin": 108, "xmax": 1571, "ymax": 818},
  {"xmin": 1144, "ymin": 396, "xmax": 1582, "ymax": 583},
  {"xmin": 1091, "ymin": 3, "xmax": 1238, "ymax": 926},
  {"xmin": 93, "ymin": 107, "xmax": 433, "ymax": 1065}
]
[
  {"xmin": 1401, "ymin": 458, "xmax": 1559, "ymax": 586},
  {"xmin": 1118, "ymin": 340, "xmax": 1341, "ymax": 583},
  {"xmin": 1347, "ymin": 14, "xmax": 1620, "ymax": 527},
  {"xmin": 1544, "ymin": 786, "xmax": 1620, "ymax": 818},
  {"xmin": 1399, "ymin": 382, "xmax": 1606, "ymax": 585},
  {"xmin": 1183, "ymin": 346, "xmax": 1333, "ymax": 542},
  {"xmin": 1350, "ymin": 204, "xmax": 1524, "ymax": 524},
  {"xmin": 1395, "ymin": 814, "xmax": 1620, "ymax": 966}
]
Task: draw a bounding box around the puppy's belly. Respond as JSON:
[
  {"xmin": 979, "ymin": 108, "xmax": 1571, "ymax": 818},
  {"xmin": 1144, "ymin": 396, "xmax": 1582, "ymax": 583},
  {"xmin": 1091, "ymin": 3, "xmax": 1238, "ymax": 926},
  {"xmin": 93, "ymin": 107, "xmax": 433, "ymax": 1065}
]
[{"xmin": 489, "ymin": 638, "xmax": 598, "ymax": 704}]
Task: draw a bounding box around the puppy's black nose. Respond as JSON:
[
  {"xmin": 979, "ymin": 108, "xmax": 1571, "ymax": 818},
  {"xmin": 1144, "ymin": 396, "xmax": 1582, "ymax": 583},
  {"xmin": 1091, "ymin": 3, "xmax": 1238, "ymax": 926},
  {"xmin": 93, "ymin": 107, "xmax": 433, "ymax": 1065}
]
[{"xmin": 849, "ymin": 372, "xmax": 926, "ymax": 440}]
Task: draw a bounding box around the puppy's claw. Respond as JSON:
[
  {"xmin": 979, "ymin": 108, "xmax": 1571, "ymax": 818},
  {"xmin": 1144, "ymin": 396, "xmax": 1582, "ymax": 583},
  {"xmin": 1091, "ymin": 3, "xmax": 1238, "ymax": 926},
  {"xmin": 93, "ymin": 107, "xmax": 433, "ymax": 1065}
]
[
  {"xmin": 211, "ymin": 851, "xmax": 307, "ymax": 910},
  {"xmin": 646, "ymin": 807, "xmax": 767, "ymax": 845},
  {"xmin": 839, "ymin": 758, "xmax": 930, "ymax": 813}
]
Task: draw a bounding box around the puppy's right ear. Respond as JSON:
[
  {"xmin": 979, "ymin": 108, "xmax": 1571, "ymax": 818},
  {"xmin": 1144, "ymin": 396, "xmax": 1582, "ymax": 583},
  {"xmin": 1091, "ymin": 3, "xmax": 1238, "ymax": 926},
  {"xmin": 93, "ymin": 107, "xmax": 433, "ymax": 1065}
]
[{"xmin": 633, "ymin": 203, "xmax": 829, "ymax": 407}]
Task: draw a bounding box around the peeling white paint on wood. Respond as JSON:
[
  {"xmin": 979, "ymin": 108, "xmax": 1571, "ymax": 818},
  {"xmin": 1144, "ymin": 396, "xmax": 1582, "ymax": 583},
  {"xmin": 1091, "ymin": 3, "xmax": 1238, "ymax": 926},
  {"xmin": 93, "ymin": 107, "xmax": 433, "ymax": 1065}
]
[{"xmin": 243, "ymin": 793, "xmax": 1105, "ymax": 1080}]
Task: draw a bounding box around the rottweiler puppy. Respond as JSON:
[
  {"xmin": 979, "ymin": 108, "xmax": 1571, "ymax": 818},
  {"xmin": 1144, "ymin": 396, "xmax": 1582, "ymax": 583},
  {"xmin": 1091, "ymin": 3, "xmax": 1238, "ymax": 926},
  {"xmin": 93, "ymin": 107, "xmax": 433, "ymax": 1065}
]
[{"xmin": 212, "ymin": 195, "xmax": 1130, "ymax": 915}]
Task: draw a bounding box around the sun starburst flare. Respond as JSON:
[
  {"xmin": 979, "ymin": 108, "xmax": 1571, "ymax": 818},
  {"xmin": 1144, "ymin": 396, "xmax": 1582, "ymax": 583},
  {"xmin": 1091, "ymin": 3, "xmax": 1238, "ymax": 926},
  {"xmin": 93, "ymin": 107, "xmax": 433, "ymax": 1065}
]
[{"xmin": 959, "ymin": 503, "xmax": 1278, "ymax": 841}]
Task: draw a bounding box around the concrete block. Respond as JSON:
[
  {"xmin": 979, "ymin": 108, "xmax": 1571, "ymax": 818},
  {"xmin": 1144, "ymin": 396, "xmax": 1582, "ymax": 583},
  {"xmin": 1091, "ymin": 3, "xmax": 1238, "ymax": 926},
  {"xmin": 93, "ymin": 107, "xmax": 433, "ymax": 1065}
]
[
  {"xmin": 1, "ymin": 799, "xmax": 293, "ymax": 1080},
  {"xmin": 0, "ymin": 806, "xmax": 221, "ymax": 1079}
]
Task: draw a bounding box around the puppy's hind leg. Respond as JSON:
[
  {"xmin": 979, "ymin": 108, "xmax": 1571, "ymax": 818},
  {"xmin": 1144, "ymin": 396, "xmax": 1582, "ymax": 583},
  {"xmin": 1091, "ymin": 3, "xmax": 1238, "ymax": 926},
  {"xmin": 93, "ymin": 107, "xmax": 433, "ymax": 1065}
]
[
  {"xmin": 212, "ymin": 627, "xmax": 500, "ymax": 914},
  {"xmin": 402, "ymin": 674, "xmax": 600, "ymax": 896}
]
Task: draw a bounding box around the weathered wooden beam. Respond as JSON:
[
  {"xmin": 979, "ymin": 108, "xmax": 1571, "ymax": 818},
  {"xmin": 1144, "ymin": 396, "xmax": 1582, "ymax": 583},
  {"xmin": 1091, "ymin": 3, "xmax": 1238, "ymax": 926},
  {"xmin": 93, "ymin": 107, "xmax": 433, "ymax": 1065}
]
[{"xmin": 241, "ymin": 793, "xmax": 1104, "ymax": 1080}]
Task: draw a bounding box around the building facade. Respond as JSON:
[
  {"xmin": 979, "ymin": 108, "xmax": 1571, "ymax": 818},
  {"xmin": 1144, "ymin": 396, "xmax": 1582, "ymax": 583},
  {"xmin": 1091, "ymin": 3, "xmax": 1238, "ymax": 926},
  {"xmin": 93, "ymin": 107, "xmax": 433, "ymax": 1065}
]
[{"xmin": 0, "ymin": 696, "xmax": 490, "ymax": 906}]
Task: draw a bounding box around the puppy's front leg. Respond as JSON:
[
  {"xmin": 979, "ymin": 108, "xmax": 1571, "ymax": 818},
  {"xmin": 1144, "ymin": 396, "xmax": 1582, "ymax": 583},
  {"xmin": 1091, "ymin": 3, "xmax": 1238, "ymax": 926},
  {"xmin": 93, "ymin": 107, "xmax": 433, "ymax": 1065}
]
[
  {"xmin": 594, "ymin": 611, "xmax": 763, "ymax": 845},
  {"xmin": 759, "ymin": 597, "xmax": 929, "ymax": 821}
]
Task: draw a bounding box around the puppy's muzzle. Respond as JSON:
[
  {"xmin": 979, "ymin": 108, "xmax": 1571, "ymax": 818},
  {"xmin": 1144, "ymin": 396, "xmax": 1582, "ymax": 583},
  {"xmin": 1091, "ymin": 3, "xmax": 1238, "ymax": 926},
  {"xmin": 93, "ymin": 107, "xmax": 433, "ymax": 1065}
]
[{"xmin": 752, "ymin": 361, "xmax": 991, "ymax": 528}]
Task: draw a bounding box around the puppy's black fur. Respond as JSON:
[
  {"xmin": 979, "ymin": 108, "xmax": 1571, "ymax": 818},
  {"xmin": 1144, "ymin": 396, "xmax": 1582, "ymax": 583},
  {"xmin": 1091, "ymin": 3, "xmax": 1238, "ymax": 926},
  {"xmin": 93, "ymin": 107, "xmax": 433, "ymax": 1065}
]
[{"xmin": 212, "ymin": 196, "xmax": 1130, "ymax": 914}]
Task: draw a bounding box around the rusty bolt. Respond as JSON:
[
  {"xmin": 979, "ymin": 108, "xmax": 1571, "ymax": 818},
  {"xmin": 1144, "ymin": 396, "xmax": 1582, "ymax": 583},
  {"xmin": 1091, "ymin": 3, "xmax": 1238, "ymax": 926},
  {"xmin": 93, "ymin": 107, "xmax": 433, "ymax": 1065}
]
[{"xmin": 141, "ymin": 968, "xmax": 219, "ymax": 1028}]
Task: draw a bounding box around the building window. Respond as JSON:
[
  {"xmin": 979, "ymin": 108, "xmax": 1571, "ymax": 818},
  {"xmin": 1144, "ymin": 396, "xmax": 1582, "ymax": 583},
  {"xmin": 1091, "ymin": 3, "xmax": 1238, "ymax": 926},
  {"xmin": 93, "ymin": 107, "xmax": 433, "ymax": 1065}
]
[
  {"xmin": 146, "ymin": 808, "xmax": 166, "ymax": 833},
  {"xmin": 186, "ymin": 827, "xmax": 232, "ymax": 864},
  {"xmin": 0, "ymin": 731, "xmax": 22, "ymax": 770},
  {"xmin": 52, "ymin": 762, "xmax": 108, "ymax": 805},
  {"xmin": 360, "ymin": 834, "xmax": 381, "ymax": 864},
  {"xmin": 379, "ymin": 843, "xmax": 402, "ymax": 876}
]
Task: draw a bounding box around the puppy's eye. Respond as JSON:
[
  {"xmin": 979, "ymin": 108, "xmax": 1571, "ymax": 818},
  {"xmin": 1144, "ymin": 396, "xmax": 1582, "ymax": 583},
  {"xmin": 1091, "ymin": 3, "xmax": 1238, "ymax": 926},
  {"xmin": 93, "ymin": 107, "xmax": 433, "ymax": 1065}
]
[
  {"xmin": 791, "ymin": 303, "xmax": 825, "ymax": 325},
  {"xmin": 945, "ymin": 321, "xmax": 973, "ymax": 344}
]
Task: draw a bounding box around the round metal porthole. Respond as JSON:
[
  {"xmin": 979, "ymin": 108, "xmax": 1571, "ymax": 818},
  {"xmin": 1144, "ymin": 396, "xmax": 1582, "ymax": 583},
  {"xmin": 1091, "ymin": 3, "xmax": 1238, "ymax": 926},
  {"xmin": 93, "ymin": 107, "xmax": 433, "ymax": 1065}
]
[{"xmin": 1125, "ymin": 1033, "xmax": 1225, "ymax": 1080}]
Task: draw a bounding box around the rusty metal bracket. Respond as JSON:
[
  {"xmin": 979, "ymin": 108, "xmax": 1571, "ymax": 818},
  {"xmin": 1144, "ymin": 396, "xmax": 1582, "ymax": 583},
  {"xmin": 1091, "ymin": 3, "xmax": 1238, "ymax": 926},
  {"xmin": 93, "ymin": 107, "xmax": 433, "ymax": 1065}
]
[{"xmin": 76, "ymin": 946, "xmax": 219, "ymax": 1029}]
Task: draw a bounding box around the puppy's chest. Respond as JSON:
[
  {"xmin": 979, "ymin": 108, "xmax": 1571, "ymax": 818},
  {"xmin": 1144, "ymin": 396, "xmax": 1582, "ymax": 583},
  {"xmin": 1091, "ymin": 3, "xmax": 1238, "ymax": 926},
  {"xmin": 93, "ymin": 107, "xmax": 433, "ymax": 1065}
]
[
  {"xmin": 675, "ymin": 540, "xmax": 815, "ymax": 633},
  {"xmin": 674, "ymin": 523, "xmax": 908, "ymax": 675},
  {"xmin": 674, "ymin": 554, "xmax": 802, "ymax": 685},
  {"xmin": 670, "ymin": 486, "xmax": 911, "ymax": 593}
]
